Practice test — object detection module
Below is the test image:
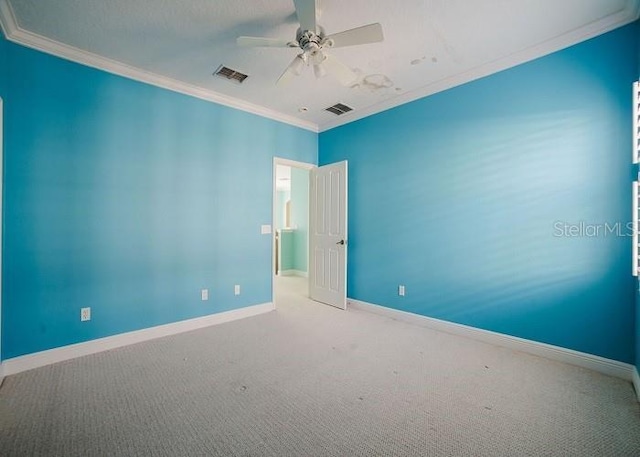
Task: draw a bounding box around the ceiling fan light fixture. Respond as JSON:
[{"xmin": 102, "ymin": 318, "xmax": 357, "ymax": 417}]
[
  {"xmin": 313, "ymin": 63, "xmax": 327, "ymax": 78},
  {"xmin": 237, "ymin": 0, "xmax": 385, "ymax": 86},
  {"xmin": 291, "ymin": 54, "xmax": 306, "ymax": 76}
]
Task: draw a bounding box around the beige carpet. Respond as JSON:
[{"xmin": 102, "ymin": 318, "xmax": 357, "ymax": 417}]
[{"xmin": 1, "ymin": 276, "xmax": 639, "ymax": 456}]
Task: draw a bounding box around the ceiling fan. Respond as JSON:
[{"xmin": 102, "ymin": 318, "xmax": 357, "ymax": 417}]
[{"xmin": 237, "ymin": 0, "xmax": 384, "ymax": 86}]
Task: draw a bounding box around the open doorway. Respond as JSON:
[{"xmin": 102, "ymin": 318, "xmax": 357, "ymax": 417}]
[
  {"xmin": 272, "ymin": 157, "xmax": 349, "ymax": 310},
  {"xmin": 272, "ymin": 158, "xmax": 314, "ymax": 305}
]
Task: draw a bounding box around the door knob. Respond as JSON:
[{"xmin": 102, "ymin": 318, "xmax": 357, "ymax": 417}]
[{"xmin": 336, "ymin": 239, "xmax": 345, "ymax": 245}]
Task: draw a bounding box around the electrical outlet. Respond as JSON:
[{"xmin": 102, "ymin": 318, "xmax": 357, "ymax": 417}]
[
  {"xmin": 234, "ymin": 285, "xmax": 241, "ymax": 296},
  {"xmin": 398, "ymin": 285, "xmax": 405, "ymax": 297},
  {"xmin": 201, "ymin": 289, "xmax": 209, "ymax": 301},
  {"xmin": 80, "ymin": 307, "xmax": 91, "ymax": 322}
]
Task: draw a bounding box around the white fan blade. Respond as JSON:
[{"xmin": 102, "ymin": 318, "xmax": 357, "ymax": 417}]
[
  {"xmin": 323, "ymin": 54, "xmax": 357, "ymax": 86},
  {"xmin": 293, "ymin": 0, "xmax": 317, "ymax": 32},
  {"xmin": 277, "ymin": 69, "xmax": 296, "ymax": 86},
  {"xmin": 277, "ymin": 54, "xmax": 306, "ymax": 86},
  {"xmin": 325, "ymin": 23, "xmax": 384, "ymax": 48},
  {"xmin": 237, "ymin": 36, "xmax": 292, "ymax": 48}
]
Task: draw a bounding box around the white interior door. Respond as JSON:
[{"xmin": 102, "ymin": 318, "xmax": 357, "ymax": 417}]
[{"xmin": 309, "ymin": 161, "xmax": 348, "ymax": 309}]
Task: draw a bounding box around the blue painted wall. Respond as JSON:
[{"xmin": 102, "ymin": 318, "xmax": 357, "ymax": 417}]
[
  {"xmin": 1, "ymin": 36, "xmax": 317, "ymax": 359},
  {"xmin": 2, "ymin": 22, "xmax": 639, "ymax": 366},
  {"xmin": 0, "ymin": 33, "xmax": 6, "ymax": 364},
  {"xmin": 320, "ymin": 24, "xmax": 639, "ymax": 363},
  {"xmin": 278, "ymin": 229, "xmax": 295, "ymax": 272},
  {"xmin": 637, "ymin": 261, "xmax": 640, "ymax": 368},
  {"xmin": 291, "ymin": 167, "xmax": 309, "ymax": 272}
]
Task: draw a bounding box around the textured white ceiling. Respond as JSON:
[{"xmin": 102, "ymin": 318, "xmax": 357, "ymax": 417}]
[{"xmin": 1, "ymin": 0, "xmax": 638, "ymax": 131}]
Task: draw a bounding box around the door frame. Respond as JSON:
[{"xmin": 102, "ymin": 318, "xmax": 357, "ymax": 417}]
[{"xmin": 272, "ymin": 157, "xmax": 315, "ymax": 308}]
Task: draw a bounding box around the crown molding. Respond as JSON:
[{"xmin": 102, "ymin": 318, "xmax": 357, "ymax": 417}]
[
  {"xmin": 1, "ymin": 0, "xmax": 638, "ymax": 134},
  {"xmin": 0, "ymin": 0, "xmax": 318, "ymax": 132},
  {"xmin": 319, "ymin": 0, "xmax": 640, "ymax": 132}
]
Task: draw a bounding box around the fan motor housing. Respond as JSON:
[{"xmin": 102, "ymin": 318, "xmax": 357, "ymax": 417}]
[{"xmin": 297, "ymin": 26, "xmax": 325, "ymax": 51}]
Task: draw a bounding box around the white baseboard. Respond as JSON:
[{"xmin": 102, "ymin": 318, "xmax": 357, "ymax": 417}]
[
  {"xmin": 348, "ymin": 299, "xmax": 635, "ymax": 382},
  {"xmin": 279, "ymin": 270, "xmax": 308, "ymax": 278},
  {"xmin": 633, "ymin": 367, "xmax": 640, "ymax": 402},
  {"xmin": 0, "ymin": 302, "xmax": 274, "ymax": 377}
]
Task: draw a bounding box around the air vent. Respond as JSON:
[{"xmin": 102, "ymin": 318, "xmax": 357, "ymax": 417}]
[
  {"xmin": 214, "ymin": 65, "xmax": 248, "ymax": 84},
  {"xmin": 325, "ymin": 103, "xmax": 354, "ymax": 115}
]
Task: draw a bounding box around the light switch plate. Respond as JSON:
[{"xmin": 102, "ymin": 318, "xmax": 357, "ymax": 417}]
[{"xmin": 261, "ymin": 225, "xmax": 272, "ymax": 234}]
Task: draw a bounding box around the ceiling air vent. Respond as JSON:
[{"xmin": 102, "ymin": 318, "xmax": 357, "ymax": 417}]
[
  {"xmin": 214, "ymin": 65, "xmax": 248, "ymax": 84},
  {"xmin": 325, "ymin": 103, "xmax": 353, "ymax": 115}
]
